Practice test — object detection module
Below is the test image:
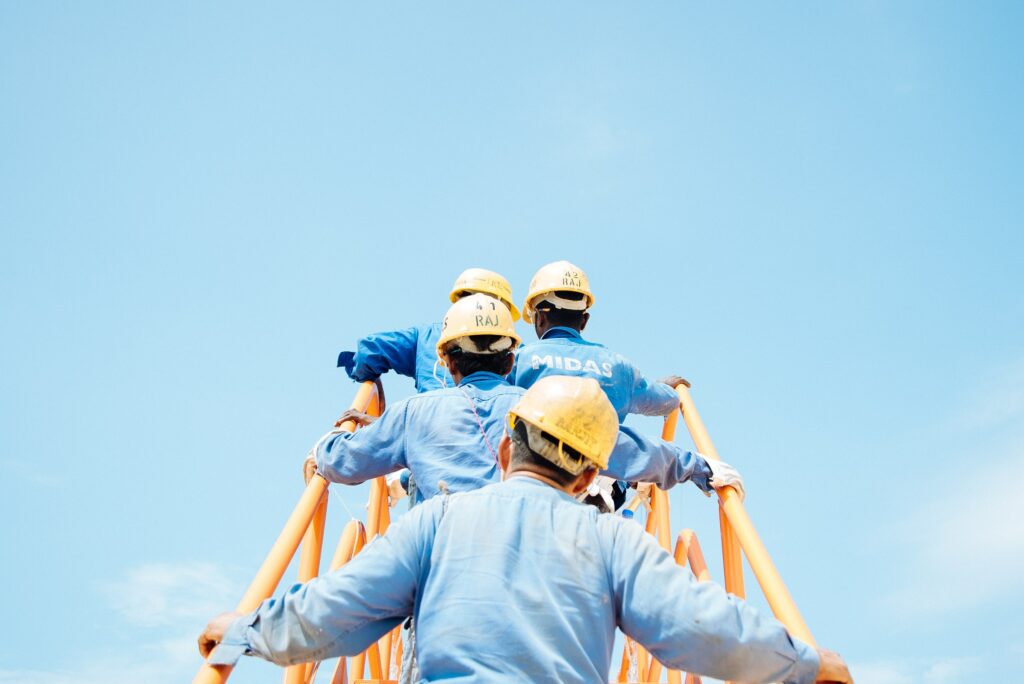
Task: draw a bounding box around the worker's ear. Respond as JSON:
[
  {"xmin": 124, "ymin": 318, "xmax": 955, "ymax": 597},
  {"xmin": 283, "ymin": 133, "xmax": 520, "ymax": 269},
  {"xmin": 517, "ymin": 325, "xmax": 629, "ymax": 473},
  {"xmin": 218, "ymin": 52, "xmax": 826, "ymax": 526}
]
[
  {"xmin": 533, "ymin": 309, "xmax": 547, "ymax": 336},
  {"xmin": 570, "ymin": 467, "xmax": 598, "ymax": 496},
  {"xmin": 437, "ymin": 351, "xmax": 449, "ymax": 369},
  {"xmin": 498, "ymin": 434, "xmax": 512, "ymax": 479},
  {"xmin": 499, "ymin": 351, "xmax": 515, "ymax": 377},
  {"xmin": 579, "ymin": 311, "xmax": 590, "ymax": 331}
]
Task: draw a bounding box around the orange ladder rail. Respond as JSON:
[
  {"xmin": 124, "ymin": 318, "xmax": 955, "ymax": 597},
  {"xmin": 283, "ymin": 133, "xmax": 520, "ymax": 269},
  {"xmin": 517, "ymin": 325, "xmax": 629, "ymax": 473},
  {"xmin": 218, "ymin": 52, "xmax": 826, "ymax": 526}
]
[
  {"xmin": 193, "ymin": 381, "xmax": 381, "ymax": 684},
  {"xmin": 674, "ymin": 383, "xmax": 815, "ymax": 647},
  {"xmin": 619, "ymin": 380, "xmax": 817, "ymax": 683}
]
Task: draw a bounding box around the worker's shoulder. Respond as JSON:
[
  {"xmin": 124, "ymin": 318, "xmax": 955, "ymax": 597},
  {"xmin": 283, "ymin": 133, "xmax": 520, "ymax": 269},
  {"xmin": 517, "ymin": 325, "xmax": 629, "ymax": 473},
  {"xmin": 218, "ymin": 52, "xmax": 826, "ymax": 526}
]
[
  {"xmin": 404, "ymin": 381, "xmax": 522, "ymax": 405},
  {"xmin": 519, "ymin": 336, "xmax": 609, "ymax": 352},
  {"xmin": 412, "ymin": 321, "xmax": 442, "ymax": 337},
  {"xmin": 450, "ymin": 479, "xmax": 588, "ymax": 509},
  {"xmin": 593, "ymin": 511, "xmax": 651, "ymax": 548}
]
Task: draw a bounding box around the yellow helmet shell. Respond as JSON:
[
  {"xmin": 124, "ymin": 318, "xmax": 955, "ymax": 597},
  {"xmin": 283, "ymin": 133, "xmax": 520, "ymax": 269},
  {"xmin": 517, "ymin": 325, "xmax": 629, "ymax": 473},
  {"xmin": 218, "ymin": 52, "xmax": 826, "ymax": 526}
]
[
  {"xmin": 450, "ymin": 268, "xmax": 521, "ymax": 322},
  {"xmin": 522, "ymin": 260, "xmax": 594, "ymax": 323},
  {"xmin": 508, "ymin": 375, "xmax": 618, "ymax": 471},
  {"xmin": 436, "ymin": 293, "xmax": 522, "ymax": 359}
]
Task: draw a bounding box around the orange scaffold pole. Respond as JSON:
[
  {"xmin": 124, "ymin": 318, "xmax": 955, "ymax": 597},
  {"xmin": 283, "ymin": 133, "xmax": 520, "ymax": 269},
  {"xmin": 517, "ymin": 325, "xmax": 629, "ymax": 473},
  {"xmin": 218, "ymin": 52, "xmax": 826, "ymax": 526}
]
[
  {"xmin": 285, "ymin": 386, "xmax": 381, "ymax": 684},
  {"xmin": 194, "ymin": 381, "xmax": 381, "ymax": 684},
  {"xmin": 666, "ymin": 384, "xmax": 745, "ymax": 598},
  {"xmin": 667, "ymin": 530, "xmax": 712, "ymax": 684},
  {"xmin": 643, "ymin": 412, "xmax": 683, "ymax": 683},
  {"xmin": 674, "ymin": 383, "xmax": 816, "ymax": 647}
]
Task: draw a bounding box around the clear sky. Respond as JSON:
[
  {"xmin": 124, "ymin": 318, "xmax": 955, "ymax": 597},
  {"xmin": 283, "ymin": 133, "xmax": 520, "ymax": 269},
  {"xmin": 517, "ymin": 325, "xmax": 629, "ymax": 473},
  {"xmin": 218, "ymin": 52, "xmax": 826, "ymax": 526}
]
[{"xmin": 2, "ymin": 3, "xmax": 1022, "ymax": 683}]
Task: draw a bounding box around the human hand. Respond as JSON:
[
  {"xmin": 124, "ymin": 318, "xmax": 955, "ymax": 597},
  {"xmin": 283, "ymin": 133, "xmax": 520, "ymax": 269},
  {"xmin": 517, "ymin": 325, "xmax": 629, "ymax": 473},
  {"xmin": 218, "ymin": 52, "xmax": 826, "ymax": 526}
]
[
  {"xmin": 303, "ymin": 454, "xmax": 317, "ymax": 484},
  {"xmin": 706, "ymin": 458, "xmax": 745, "ymax": 501},
  {"xmin": 816, "ymin": 648, "xmax": 853, "ymax": 683},
  {"xmin": 388, "ymin": 476, "xmax": 409, "ymax": 507},
  {"xmin": 198, "ymin": 611, "xmax": 243, "ymax": 659},
  {"xmin": 334, "ymin": 409, "xmax": 377, "ymax": 429}
]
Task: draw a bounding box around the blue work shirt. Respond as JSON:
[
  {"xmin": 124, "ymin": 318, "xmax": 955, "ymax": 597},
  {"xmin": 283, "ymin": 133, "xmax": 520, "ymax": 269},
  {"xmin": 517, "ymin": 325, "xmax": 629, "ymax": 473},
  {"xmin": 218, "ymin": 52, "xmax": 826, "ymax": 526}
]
[
  {"xmin": 514, "ymin": 327, "xmax": 679, "ymax": 422},
  {"xmin": 210, "ymin": 477, "xmax": 819, "ymax": 683},
  {"xmin": 315, "ymin": 372, "xmax": 713, "ymax": 503},
  {"xmin": 338, "ymin": 321, "xmax": 452, "ymax": 393}
]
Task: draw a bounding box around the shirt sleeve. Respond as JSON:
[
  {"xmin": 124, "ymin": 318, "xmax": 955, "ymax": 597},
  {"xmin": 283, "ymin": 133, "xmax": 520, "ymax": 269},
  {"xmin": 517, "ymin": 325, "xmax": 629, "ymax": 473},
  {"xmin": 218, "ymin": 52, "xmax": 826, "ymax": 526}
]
[
  {"xmin": 604, "ymin": 519, "xmax": 820, "ymax": 684},
  {"xmin": 603, "ymin": 426, "xmax": 713, "ymax": 492},
  {"xmin": 208, "ymin": 499, "xmax": 444, "ymax": 667},
  {"xmin": 624, "ymin": 361, "xmax": 680, "ymax": 417},
  {"xmin": 338, "ymin": 327, "xmax": 421, "ymax": 382},
  {"xmin": 315, "ymin": 401, "xmax": 411, "ymax": 484}
]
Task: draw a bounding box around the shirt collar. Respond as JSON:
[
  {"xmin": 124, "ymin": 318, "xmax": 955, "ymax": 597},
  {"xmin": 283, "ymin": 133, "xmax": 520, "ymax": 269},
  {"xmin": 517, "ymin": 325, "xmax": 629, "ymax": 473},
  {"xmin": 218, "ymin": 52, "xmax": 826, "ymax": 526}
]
[
  {"xmin": 500, "ymin": 475, "xmax": 579, "ymax": 503},
  {"xmin": 457, "ymin": 371, "xmax": 512, "ymax": 388},
  {"xmin": 541, "ymin": 326, "xmax": 584, "ymax": 341}
]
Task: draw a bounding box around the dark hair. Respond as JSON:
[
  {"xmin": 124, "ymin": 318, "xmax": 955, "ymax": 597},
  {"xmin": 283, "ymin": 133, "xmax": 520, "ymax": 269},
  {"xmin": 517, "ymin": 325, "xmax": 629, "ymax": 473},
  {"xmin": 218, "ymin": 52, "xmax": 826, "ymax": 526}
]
[
  {"xmin": 535, "ymin": 290, "xmax": 587, "ymax": 329},
  {"xmin": 445, "ymin": 335, "xmax": 514, "ymax": 377},
  {"xmin": 508, "ymin": 419, "xmax": 581, "ymax": 487}
]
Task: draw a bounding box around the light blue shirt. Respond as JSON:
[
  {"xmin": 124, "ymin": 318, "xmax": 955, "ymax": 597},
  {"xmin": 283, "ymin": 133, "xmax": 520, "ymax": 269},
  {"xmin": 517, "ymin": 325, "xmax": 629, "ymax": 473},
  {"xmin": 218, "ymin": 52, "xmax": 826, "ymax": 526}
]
[
  {"xmin": 315, "ymin": 372, "xmax": 713, "ymax": 503},
  {"xmin": 209, "ymin": 478, "xmax": 819, "ymax": 684},
  {"xmin": 337, "ymin": 321, "xmax": 453, "ymax": 393},
  {"xmin": 513, "ymin": 327, "xmax": 679, "ymax": 422}
]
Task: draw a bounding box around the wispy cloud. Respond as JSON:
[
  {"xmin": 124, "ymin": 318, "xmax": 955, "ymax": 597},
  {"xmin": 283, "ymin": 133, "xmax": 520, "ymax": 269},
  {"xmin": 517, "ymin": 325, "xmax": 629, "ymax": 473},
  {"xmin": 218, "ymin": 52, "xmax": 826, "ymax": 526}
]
[
  {"xmin": 3, "ymin": 561, "xmax": 243, "ymax": 684},
  {"xmin": 854, "ymin": 656, "xmax": 981, "ymax": 684},
  {"xmin": 1, "ymin": 458, "xmax": 59, "ymax": 488},
  {"xmin": 956, "ymin": 358, "xmax": 1024, "ymax": 432},
  {"xmin": 100, "ymin": 561, "xmax": 239, "ymax": 628},
  {"xmin": 881, "ymin": 359, "xmax": 1024, "ymax": 616},
  {"xmin": 0, "ymin": 637, "xmax": 198, "ymax": 684}
]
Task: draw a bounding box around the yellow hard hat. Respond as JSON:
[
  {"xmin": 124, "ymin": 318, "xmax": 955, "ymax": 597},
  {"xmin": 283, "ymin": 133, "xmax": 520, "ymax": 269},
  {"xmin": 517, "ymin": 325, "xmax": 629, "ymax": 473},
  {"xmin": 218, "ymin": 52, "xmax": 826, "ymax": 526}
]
[
  {"xmin": 507, "ymin": 375, "xmax": 619, "ymax": 473},
  {"xmin": 436, "ymin": 293, "xmax": 522, "ymax": 360},
  {"xmin": 450, "ymin": 268, "xmax": 521, "ymax": 322},
  {"xmin": 522, "ymin": 260, "xmax": 594, "ymax": 323}
]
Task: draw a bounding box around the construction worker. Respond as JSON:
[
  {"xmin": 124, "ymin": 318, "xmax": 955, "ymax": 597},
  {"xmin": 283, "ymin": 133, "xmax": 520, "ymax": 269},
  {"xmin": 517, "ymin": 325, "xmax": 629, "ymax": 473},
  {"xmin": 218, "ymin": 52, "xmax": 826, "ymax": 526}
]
[
  {"xmin": 335, "ymin": 268, "xmax": 520, "ymax": 503},
  {"xmin": 337, "ymin": 267, "xmax": 521, "ymax": 393},
  {"xmin": 514, "ymin": 260, "xmax": 683, "ymax": 423},
  {"xmin": 515, "ymin": 260, "xmax": 697, "ymax": 510},
  {"xmin": 199, "ymin": 376, "xmax": 852, "ymax": 684},
  {"xmin": 307, "ymin": 294, "xmax": 741, "ymax": 504}
]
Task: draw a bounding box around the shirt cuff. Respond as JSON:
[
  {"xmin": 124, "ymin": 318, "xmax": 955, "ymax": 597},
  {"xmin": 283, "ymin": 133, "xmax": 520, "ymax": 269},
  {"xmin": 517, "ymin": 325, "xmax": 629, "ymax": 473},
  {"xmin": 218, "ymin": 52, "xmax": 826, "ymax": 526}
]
[
  {"xmin": 207, "ymin": 611, "xmax": 258, "ymax": 666},
  {"xmin": 788, "ymin": 637, "xmax": 821, "ymax": 684},
  {"xmin": 692, "ymin": 454, "xmax": 714, "ymax": 493}
]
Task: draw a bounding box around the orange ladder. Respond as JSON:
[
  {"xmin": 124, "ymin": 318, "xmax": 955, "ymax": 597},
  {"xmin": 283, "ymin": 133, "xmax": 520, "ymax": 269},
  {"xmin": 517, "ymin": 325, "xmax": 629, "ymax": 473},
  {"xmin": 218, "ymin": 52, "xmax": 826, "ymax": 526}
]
[{"xmin": 194, "ymin": 380, "xmax": 817, "ymax": 684}]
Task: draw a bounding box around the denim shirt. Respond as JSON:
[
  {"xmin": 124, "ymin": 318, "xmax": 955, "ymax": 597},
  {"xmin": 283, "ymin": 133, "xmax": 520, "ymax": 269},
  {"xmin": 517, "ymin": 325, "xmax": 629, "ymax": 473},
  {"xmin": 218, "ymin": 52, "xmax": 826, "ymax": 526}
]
[
  {"xmin": 338, "ymin": 321, "xmax": 453, "ymax": 393},
  {"xmin": 513, "ymin": 327, "xmax": 679, "ymax": 422},
  {"xmin": 314, "ymin": 371, "xmax": 712, "ymax": 503},
  {"xmin": 210, "ymin": 478, "xmax": 819, "ymax": 684}
]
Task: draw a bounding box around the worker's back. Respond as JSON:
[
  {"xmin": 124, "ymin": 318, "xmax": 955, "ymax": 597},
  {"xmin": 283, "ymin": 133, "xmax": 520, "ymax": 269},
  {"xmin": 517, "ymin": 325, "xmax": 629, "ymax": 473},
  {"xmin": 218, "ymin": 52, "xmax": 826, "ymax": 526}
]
[
  {"xmin": 414, "ymin": 477, "xmax": 817, "ymax": 683},
  {"xmin": 417, "ymin": 477, "xmax": 614, "ymax": 682},
  {"xmin": 513, "ymin": 327, "xmax": 678, "ymax": 422},
  {"xmin": 316, "ymin": 371, "xmax": 524, "ymax": 502}
]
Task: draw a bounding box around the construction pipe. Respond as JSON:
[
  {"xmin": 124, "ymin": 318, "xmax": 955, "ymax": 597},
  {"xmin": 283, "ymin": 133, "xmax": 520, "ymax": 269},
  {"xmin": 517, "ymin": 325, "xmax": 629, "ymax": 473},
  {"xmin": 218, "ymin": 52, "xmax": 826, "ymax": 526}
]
[
  {"xmin": 665, "ymin": 529, "xmax": 715, "ymax": 684},
  {"xmin": 674, "ymin": 530, "xmax": 711, "ymax": 583},
  {"xmin": 287, "ymin": 382, "xmax": 380, "ymax": 684},
  {"xmin": 674, "ymin": 384, "xmax": 816, "ymax": 647},
  {"xmin": 668, "ymin": 383, "xmax": 746, "ymax": 598},
  {"xmin": 284, "ymin": 496, "xmax": 329, "ymax": 684},
  {"xmin": 328, "ymin": 522, "xmax": 368, "ymax": 684},
  {"xmin": 194, "ymin": 382, "xmax": 380, "ymax": 684}
]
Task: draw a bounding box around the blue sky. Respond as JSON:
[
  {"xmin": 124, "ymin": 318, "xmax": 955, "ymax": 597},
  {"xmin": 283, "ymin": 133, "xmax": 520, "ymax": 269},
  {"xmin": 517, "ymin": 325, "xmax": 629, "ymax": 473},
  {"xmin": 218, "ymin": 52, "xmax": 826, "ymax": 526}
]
[{"xmin": 2, "ymin": 3, "xmax": 1022, "ymax": 683}]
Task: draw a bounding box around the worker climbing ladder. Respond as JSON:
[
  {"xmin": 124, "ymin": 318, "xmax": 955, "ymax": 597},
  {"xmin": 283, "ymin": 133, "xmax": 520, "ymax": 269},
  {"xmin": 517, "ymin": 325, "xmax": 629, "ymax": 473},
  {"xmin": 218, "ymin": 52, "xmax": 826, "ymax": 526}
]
[{"xmin": 193, "ymin": 379, "xmax": 817, "ymax": 684}]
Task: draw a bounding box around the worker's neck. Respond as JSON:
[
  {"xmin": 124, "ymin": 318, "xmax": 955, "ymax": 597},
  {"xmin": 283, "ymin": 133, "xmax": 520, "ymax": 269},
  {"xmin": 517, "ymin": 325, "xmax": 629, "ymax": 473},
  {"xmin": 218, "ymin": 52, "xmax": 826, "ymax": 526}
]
[
  {"xmin": 505, "ymin": 468, "xmax": 577, "ymax": 495},
  {"xmin": 538, "ymin": 324, "xmax": 583, "ymax": 338}
]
